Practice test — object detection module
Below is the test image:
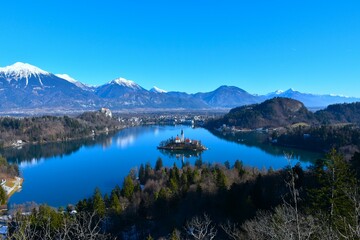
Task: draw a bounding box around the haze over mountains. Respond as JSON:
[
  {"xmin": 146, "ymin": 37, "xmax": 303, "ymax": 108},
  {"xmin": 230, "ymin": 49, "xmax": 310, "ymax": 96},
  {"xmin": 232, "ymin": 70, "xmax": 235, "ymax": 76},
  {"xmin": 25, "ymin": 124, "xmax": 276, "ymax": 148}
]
[{"xmin": 0, "ymin": 62, "xmax": 359, "ymax": 113}]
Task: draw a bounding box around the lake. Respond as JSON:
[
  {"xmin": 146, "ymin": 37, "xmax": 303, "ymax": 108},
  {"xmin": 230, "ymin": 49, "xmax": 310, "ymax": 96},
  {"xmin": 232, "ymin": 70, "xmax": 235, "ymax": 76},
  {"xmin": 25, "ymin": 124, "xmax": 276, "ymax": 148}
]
[{"xmin": 3, "ymin": 125, "xmax": 322, "ymax": 207}]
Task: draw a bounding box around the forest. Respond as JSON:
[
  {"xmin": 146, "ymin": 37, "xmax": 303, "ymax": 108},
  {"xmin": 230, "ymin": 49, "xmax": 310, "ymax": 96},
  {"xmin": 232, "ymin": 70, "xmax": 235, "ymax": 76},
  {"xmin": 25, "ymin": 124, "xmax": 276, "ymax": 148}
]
[
  {"xmin": 274, "ymin": 124, "xmax": 360, "ymax": 158},
  {"xmin": 5, "ymin": 149, "xmax": 360, "ymax": 239},
  {"xmin": 0, "ymin": 111, "xmax": 122, "ymax": 148}
]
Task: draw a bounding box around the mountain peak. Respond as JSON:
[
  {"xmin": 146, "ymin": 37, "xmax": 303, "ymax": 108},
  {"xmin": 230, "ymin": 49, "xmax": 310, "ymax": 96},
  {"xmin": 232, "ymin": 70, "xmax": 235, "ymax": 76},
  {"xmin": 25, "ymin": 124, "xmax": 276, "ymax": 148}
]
[
  {"xmin": 214, "ymin": 85, "xmax": 247, "ymax": 93},
  {"xmin": 150, "ymin": 86, "xmax": 167, "ymax": 93},
  {"xmin": 285, "ymin": 88, "xmax": 296, "ymax": 93},
  {"xmin": 0, "ymin": 62, "xmax": 49, "ymax": 79},
  {"xmin": 111, "ymin": 77, "xmax": 140, "ymax": 89}
]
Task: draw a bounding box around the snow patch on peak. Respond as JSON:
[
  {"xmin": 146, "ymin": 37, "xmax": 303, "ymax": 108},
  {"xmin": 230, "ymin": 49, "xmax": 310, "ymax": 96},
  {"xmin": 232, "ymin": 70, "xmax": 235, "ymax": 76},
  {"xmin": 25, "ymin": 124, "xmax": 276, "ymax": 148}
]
[
  {"xmin": 55, "ymin": 74, "xmax": 77, "ymax": 83},
  {"xmin": 150, "ymin": 86, "xmax": 167, "ymax": 93},
  {"xmin": 56, "ymin": 73, "xmax": 93, "ymax": 91},
  {"xmin": 274, "ymin": 90, "xmax": 284, "ymax": 94},
  {"xmin": 111, "ymin": 77, "xmax": 140, "ymax": 89},
  {"xmin": 0, "ymin": 62, "xmax": 49, "ymax": 79}
]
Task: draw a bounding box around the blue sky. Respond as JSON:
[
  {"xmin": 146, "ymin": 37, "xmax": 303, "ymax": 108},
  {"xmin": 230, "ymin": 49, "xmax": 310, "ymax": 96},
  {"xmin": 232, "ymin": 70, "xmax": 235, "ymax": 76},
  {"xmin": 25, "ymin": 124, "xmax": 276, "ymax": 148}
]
[{"xmin": 0, "ymin": 0, "xmax": 359, "ymax": 96}]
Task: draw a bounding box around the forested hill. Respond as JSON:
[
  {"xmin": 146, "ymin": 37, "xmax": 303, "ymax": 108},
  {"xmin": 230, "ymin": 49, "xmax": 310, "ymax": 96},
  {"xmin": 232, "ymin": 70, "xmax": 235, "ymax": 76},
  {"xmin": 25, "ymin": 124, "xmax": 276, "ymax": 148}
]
[
  {"xmin": 206, "ymin": 97, "xmax": 360, "ymax": 130},
  {"xmin": 206, "ymin": 97, "xmax": 316, "ymax": 129},
  {"xmin": 0, "ymin": 111, "xmax": 122, "ymax": 148},
  {"xmin": 315, "ymin": 102, "xmax": 360, "ymax": 125}
]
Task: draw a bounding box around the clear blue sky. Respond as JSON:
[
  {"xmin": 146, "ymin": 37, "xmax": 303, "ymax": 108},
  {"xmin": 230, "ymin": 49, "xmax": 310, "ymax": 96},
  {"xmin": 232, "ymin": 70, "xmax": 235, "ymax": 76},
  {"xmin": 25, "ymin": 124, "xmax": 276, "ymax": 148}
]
[{"xmin": 0, "ymin": 0, "xmax": 359, "ymax": 96}]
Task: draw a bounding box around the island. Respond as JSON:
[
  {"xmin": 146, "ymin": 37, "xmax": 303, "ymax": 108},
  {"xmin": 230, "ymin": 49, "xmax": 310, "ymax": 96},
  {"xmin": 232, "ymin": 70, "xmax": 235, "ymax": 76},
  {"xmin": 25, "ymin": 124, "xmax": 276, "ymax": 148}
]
[{"xmin": 157, "ymin": 130, "xmax": 207, "ymax": 152}]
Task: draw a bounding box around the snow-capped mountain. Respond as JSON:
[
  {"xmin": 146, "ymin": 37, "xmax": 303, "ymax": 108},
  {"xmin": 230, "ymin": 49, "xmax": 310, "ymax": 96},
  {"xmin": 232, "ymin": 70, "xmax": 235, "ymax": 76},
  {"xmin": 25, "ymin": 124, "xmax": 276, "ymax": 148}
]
[
  {"xmin": 0, "ymin": 62, "xmax": 49, "ymax": 81},
  {"xmin": 0, "ymin": 62, "xmax": 359, "ymax": 113},
  {"xmin": 0, "ymin": 62, "xmax": 98, "ymax": 110},
  {"xmin": 112, "ymin": 77, "xmax": 142, "ymax": 89},
  {"xmin": 0, "ymin": 62, "xmax": 50, "ymax": 87},
  {"xmin": 150, "ymin": 86, "xmax": 167, "ymax": 93},
  {"xmin": 95, "ymin": 77, "xmax": 147, "ymax": 99}
]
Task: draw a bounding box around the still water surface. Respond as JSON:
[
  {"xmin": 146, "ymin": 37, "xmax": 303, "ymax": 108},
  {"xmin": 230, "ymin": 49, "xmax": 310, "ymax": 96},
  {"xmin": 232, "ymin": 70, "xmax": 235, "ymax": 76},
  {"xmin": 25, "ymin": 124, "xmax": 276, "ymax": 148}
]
[{"xmin": 3, "ymin": 125, "xmax": 322, "ymax": 207}]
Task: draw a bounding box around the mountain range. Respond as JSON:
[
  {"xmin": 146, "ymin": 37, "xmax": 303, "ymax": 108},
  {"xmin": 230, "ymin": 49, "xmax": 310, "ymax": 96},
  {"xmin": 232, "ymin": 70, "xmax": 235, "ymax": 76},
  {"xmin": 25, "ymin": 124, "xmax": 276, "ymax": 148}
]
[{"xmin": 0, "ymin": 62, "xmax": 359, "ymax": 113}]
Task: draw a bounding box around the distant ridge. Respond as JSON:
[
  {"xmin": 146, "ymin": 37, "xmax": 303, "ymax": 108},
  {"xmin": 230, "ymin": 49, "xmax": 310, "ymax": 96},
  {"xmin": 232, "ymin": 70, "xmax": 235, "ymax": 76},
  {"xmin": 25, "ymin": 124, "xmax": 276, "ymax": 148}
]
[{"xmin": 0, "ymin": 62, "xmax": 359, "ymax": 113}]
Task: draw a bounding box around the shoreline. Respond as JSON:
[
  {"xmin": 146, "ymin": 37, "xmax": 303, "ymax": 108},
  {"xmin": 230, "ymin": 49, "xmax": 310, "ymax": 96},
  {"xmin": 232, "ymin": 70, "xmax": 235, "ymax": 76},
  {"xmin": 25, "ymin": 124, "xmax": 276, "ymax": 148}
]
[
  {"xmin": 1, "ymin": 177, "xmax": 23, "ymax": 208},
  {"xmin": 1, "ymin": 126, "xmax": 126, "ymax": 150}
]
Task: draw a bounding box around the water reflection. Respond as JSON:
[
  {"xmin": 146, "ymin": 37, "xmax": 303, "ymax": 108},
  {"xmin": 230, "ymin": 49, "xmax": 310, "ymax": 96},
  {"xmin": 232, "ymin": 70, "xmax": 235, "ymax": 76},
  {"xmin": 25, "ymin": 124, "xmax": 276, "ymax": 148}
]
[
  {"xmin": 115, "ymin": 126, "xmax": 162, "ymax": 148},
  {"xmin": 18, "ymin": 158, "xmax": 45, "ymax": 169},
  {"xmin": 158, "ymin": 149, "xmax": 203, "ymax": 159},
  {"xmin": 208, "ymin": 129, "xmax": 321, "ymax": 163},
  {"xmin": 1, "ymin": 133, "xmax": 117, "ymax": 164},
  {"xmin": 116, "ymin": 134, "xmax": 135, "ymax": 148},
  {"xmin": 7, "ymin": 125, "xmax": 322, "ymax": 207},
  {"xmin": 2, "ymin": 126, "xmax": 163, "ymax": 164},
  {"xmin": 1, "ymin": 126, "xmax": 321, "ymax": 166}
]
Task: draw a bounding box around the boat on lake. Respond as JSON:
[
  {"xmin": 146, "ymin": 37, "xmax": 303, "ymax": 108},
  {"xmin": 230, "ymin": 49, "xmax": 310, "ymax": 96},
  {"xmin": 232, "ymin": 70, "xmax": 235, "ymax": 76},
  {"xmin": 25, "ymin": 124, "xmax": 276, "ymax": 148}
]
[{"xmin": 157, "ymin": 130, "xmax": 207, "ymax": 151}]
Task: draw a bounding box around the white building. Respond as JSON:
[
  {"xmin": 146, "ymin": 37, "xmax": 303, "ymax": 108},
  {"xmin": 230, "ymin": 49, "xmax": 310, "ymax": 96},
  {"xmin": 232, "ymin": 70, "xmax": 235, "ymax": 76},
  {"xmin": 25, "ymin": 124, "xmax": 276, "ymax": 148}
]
[{"xmin": 100, "ymin": 108, "xmax": 112, "ymax": 118}]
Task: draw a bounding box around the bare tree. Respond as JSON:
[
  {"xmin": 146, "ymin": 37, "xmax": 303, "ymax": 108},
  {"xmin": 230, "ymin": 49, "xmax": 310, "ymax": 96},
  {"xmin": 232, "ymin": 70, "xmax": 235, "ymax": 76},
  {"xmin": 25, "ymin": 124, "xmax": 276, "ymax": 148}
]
[
  {"xmin": 55, "ymin": 216, "xmax": 74, "ymax": 240},
  {"xmin": 241, "ymin": 153, "xmax": 318, "ymax": 240},
  {"xmin": 68, "ymin": 211, "xmax": 113, "ymax": 240},
  {"xmin": 284, "ymin": 153, "xmax": 301, "ymax": 240},
  {"xmin": 9, "ymin": 215, "xmax": 38, "ymax": 240},
  {"xmin": 338, "ymin": 184, "xmax": 360, "ymax": 239},
  {"xmin": 220, "ymin": 221, "xmax": 242, "ymax": 240},
  {"xmin": 8, "ymin": 211, "xmax": 115, "ymax": 240},
  {"xmin": 242, "ymin": 204, "xmax": 318, "ymax": 240},
  {"xmin": 185, "ymin": 213, "xmax": 217, "ymax": 240}
]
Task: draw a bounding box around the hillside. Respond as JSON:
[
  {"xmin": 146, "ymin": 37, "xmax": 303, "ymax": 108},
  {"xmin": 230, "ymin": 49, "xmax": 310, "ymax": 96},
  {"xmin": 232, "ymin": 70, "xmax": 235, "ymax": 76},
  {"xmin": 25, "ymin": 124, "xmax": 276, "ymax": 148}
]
[
  {"xmin": 315, "ymin": 102, "xmax": 360, "ymax": 125},
  {"xmin": 0, "ymin": 111, "xmax": 122, "ymax": 148},
  {"xmin": 206, "ymin": 97, "xmax": 316, "ymax": 129}
]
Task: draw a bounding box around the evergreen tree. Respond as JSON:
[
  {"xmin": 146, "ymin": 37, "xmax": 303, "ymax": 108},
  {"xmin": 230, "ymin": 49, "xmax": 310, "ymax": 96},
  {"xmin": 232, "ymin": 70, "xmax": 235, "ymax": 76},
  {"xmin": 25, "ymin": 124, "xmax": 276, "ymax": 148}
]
[
  {"xmin": 234, "ymin": 159, "xmax": 245, "ymax": 177},
  {"xmin": 155, "ymin": 157, "xmax": 163, "ymax": 171},
  {"xmin": 195, "ymin": 158, "xmax": 203, "ymax": 168},
  {"xmin": 145, "ymin": 162, "xmax": 152, "ymax": 181},
  {"xmin": 0, "ymin": 187, "xmax": 6, "ymax": 205},
  {"xmin": 92, "ymin": 187, "xmax": 106, "ymax": 217},
  {"xmin": 76, "ymin": 198, "xmax": 90, "ymax": 212},
  {"xmin": 169, "ymin": 164, "xmax": 180, "ymax": 193},
  {"xmin": 104, "ymin": 193, "xmax": 110, "ymax": 208},
  {"xmin": 109, "ymin": 190, "xmax": 122, "ymax": 214},
  {"xmin": 309, "ymin": 149, "xmax": 358, "ymax": 234},
  {"xmin": 123, "ymin": 175, "xmax": 135, "ymax": 199},
  {"xmin": 112, "ymin": 184, "xmax": 122, "ymax": 198},
  {"xmin": 139, "ymin": 164, "xmax": 146, "ymax": 184},
  {"xmin": 224, "ymin": 160, "xmax": 231, "ymax": 170}
]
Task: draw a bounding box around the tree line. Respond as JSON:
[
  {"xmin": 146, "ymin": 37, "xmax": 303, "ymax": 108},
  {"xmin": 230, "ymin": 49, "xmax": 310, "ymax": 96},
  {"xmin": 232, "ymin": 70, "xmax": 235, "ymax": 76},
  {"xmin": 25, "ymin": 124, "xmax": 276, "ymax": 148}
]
[
  {"xmin": 6, "ymin": 149, "xmax": 360, "ymax": 239},
  {"xmin": 274, "ymin": 124, "xmax": 360, "ymax": 156},
  {"xmin": 0, "ymin": 111, "xmax": 122, "ymax": 148}
]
